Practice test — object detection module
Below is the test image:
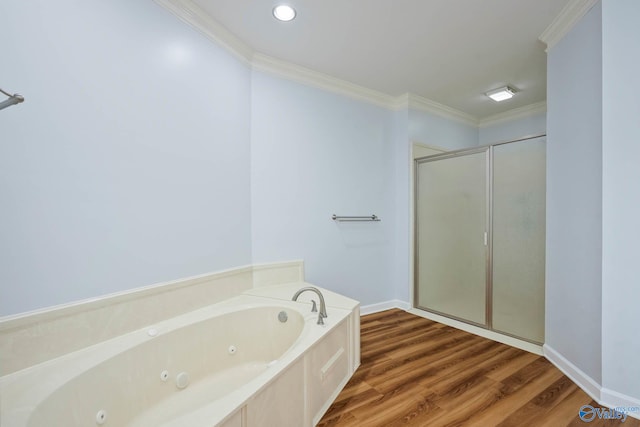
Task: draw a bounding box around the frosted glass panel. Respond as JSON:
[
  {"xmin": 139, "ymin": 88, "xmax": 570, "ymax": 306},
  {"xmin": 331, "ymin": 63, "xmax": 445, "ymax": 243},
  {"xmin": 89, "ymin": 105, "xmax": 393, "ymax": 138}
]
[
  {"xmin": 492, "ymin": 138, "xmax": 546, "ymax": 342},
  {"xmin": 416, "ymin": 151, "xmax": 487, "ymax": 325}
]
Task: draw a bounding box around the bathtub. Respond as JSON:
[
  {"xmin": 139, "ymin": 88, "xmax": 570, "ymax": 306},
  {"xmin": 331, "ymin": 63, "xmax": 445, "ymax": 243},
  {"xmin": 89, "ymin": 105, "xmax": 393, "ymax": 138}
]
[{"xmin": 0, "ymin": 288, "xmax": 360, "ymax": 427}]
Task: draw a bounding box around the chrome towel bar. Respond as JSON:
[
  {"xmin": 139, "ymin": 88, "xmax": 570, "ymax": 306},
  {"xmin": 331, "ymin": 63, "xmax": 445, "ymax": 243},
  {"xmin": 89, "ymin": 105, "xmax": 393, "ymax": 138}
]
[{"xmin": 332, "ymin": 214, "xmax": 380, "ymax": 222}]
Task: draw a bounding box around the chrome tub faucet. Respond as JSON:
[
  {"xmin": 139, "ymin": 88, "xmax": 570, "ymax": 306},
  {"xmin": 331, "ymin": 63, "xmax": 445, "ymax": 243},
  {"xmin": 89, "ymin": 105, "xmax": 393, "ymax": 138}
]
[{"xmin": 292, "ymin": 286, "xmax": 327, "ymax": 325}]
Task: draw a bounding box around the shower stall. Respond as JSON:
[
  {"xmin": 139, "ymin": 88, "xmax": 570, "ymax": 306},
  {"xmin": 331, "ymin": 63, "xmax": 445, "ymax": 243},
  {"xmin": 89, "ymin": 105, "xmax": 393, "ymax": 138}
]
[{"xmin": 414, "ymin": 136, "xmax": 545, "ymax": 343}]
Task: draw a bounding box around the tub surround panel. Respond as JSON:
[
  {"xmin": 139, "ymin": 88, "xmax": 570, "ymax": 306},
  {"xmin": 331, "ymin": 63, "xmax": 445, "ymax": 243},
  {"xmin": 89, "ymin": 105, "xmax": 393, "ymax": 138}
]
[
  {"xmin": 219, "ymin": 410, "xmax": 243, "ymax": 427},
  {"xmin": 0, "ymin": 269, "xmax": 252, "ymax": 376},
  {"xmin": 0, "ymin": 260, "xmax": 304, "ymax": 376},
  {"xmin": 246, "ymin": 358, "xmax": 305, "ymax": 427},
  {"xmin": 251, "ymin": 260, "xmax": 305, "ymax": 288},
  {"xmin": 307, "ymin": 320, "xmax": 351, "ymax": 425}
]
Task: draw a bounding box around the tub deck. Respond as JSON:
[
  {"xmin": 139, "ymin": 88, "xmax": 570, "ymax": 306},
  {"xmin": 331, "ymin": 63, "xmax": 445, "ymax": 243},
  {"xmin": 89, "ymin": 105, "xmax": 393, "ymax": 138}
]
[{"xmin": 1, "ymin": 284, "xmax": 360, "ymax": 427}]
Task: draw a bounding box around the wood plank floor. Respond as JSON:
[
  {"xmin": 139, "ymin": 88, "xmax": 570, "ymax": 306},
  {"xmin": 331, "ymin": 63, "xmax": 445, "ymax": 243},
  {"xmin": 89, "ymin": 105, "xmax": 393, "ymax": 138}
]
[{"xmin": 318, "ymin": 309, "xmax": 639, "ymax": 427}]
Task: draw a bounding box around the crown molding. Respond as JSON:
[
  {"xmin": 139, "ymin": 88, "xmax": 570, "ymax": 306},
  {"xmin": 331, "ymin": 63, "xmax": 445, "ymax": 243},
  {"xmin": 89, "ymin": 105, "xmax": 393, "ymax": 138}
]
[
  {"xmin": 539, "ymin": 0, "xmax": 599, "ymax": 52},
  {"xmin": 478, "ymin": 101, "xmax": 547, "ymax": 128},
  {"xmin": 252, "ymin": 53, "xmax": 396, "ymax": 109},
  {"xmin": 153, "ymin": 0, "xmax": 254, "ymax": 64},
  {"xmin": 155, "ymin": 0, "xmax": 530, "ymax": 129},
  {"xmin": 399, "ymin": 93, "xmax": 479, "ymax": 127}
]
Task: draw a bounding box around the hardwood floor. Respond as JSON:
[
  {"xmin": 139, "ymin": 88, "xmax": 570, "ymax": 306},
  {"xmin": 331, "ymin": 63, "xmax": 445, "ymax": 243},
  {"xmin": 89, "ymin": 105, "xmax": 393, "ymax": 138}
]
[{"xmin": 318, "ymin": 309, "xmax": 639, "ymax": 427}]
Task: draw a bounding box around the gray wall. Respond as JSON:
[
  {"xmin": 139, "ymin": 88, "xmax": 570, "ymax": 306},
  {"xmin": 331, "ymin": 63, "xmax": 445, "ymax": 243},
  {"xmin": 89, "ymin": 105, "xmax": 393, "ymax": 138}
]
[
  {"xmin": 0, "ymin": 0, "xmax": 253, "ymax": 315},
  {"xmin": 0, "ymin": 0, "xmax": 546, "ymax": 320},
  {"xmin": 546, "ymin": 2, "xmax": 603, "ymax": 383},
  {"xmin": 601, "ymin": 0, "xmax": 640, "ymax": 402},
  {"xmin": 250, "ymin": 71, "xmax": 397, "ymax": 305},
  {"xmin": 479, "ymin": 112, "xmax": 547, "ymax": 145},
  {"xmin": 392, "ymin": 109, "xmax": 411, "ymax": 303},
  {"xmin": 409, "ymin": 109, "xmax": 478, "ymax": 149},
  {"xmin": 546, "ymin": 0, "xmax": 640, "ymax": 407}
]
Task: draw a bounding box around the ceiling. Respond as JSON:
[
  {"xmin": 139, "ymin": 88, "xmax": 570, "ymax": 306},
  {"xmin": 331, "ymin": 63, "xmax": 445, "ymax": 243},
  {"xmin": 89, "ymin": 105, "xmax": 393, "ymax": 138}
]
[{"xmin": 189, "ymin": 0, "xmax": 571, "ymax": 120}]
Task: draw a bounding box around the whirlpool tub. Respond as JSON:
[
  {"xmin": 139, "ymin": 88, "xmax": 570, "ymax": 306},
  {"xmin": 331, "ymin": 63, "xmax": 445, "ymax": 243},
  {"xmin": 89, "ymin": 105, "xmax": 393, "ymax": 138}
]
[{"xmin": 0, "ymin": 286, "xmax": 360, "ymax": 427}]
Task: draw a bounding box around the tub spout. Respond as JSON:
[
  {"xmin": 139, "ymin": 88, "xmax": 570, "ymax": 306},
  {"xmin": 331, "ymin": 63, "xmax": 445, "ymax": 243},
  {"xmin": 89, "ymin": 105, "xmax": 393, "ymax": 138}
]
[{"xmin": 292, "ymin": 287, "xmax": 327, "ymax": 325}]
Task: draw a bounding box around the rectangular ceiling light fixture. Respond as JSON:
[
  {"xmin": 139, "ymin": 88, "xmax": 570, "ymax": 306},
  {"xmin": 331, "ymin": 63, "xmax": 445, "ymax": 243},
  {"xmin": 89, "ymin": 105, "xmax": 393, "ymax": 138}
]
[{"xmin": 486, "ymin": 86, "xmax": 515, "ymax": 102}]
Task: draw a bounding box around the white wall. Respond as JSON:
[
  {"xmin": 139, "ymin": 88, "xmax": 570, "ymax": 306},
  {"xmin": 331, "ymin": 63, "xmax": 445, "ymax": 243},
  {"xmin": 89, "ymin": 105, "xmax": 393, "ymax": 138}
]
[
  {"xmin": 0, "ymin": 0, "xmax": 252, "ymax": 315},
  {"xmin": 9, "ymin": 0, "xmax": 637, "ymax": 410},
  {"xmin": 250, "ymin": 71, "xmax": 397, "ymax": 306},
  {"xmin": 409, "ymin": 109, "xmax": 479, "ymax": 150},
  {"xmin": 0, "ymin": 0, "xmax": 548, "ymax": 319},
  {"xmin": 546, "ymin": 2, "xmax": 603, "ymax": 384},
  {"xmin": 479, "ymin": 112, "xmax": 547, "ymax": 145},
  {"xmin": 249, "ymin": 90, "xmax": 485, "ymax": 308},
  {"xmin": 392, "ymin": 109, "xmax": 411, "ymax": 303},
  {"xmin": 601, "ymin": 0, "xmax": 640, "ymax": 403},
  {"xmin": 546, "ymin": 0, "xmax": 640, "ymax": 408}
]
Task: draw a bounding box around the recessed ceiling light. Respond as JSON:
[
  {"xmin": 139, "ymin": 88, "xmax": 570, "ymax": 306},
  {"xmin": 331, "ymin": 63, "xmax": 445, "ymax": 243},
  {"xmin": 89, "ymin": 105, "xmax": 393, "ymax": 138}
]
[
  {"xmin": 486, "ymin": 86, "xmax": 516, "ymax": 102},
  {"xmin": 273, "ymin": 5, "xmax": 296, "ymax": 22}
]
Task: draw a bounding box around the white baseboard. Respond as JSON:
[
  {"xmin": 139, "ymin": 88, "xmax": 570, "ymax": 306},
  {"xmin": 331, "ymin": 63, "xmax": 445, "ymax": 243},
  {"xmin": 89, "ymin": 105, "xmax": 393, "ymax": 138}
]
[
  {"xmin": 601, "ymin": 388, "xmax": 640, "ymax": 421},
  {"xmin": 543, "ymin": 344, "xmax": 602, "ymax": 400},
  {"xmin": 544, "ymin": 344, "xmax": 640, "ymax": 421},
  {"xmin": 360, "ymin": 300, "xmax": 411, "ymax": 315}
]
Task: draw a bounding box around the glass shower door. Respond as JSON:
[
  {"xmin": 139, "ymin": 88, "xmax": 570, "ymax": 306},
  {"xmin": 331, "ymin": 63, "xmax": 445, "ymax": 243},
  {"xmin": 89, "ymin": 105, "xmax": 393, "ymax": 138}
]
[
  {"xmin": 492, "ymin": 138, "xmax": 546, "ymax": 342},
  {"xmin": 415, "ymin": 149, "xmax": 488, "ymax": 326}
]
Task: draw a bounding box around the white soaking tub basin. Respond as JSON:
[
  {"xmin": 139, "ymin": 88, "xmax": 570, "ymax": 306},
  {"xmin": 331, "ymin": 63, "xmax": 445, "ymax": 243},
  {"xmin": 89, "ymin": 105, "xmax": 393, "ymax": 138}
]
[{"xmin": 0, "ymin": 289, "xmax": 359, "ymax": 427}]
